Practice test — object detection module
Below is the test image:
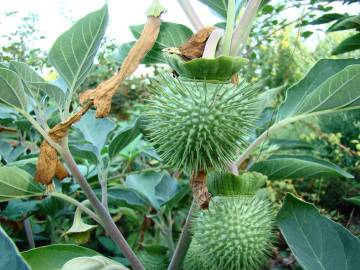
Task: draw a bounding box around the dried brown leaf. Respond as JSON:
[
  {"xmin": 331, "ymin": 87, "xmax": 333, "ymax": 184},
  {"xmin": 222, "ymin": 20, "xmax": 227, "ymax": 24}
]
[
  {"xmin": 35, "ymin": 103, "xmax": 92, "ymax": 186},
  {"xmin": 35, "ymin": 141, "xmax": 58, "ymax": 185},
  {"xmin": 55, "ymin": 160, "xmax": 69, "ymax": 180},
  {"xmin": 80, "ymin": 16, "xmax": 162, "ymax": 117},
  {"xmin": 179, "ymin": 27, "xmax": 215, "ymax": 60}
]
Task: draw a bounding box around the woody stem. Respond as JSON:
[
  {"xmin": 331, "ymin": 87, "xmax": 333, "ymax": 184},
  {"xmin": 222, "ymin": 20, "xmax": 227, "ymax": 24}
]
[{"xmin": 60, "ymin": 143, "xmax": 145, "ymax": 270}]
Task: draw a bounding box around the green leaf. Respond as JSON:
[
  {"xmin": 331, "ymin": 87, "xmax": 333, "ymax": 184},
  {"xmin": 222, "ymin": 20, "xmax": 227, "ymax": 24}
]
[
  {"xmin": 0, "ymin": 68, "xmax": 28, "ymax": 110},
  {"xmin": 74, "ymin": 110, "xmax": 115, "ymax": 154},
  {"xmin": 0, "ymin": 166, "xmax": 44, "ymax": 202},
  {"xmin": 111, "ymin": 41, "xmax": 164, "ymax": 65},
  {"xmin": 0, "ymin": 226, "xmax": 30, "ymax": 270},
  {"xmin": 332, "ymin": 33, "xmax": 360, "ymax": 55},
  {"xmin": 9, "ymin": 61, "xmax": 44, "ymax": 83},
  {"xmin": 49, "ymin": 5, "xmax": 108, "ymax": 92},
  {"xmin": 328, "ymin": 15, "xmax": 360, "ymax": 32},
  {"xmin": 69, "ymin": 143, "xmax": 98, "ymax": 164},
  {"xmin": 310, "ymin": 13, "xmax": 345, "ymax": 25},
  {"xmin": 107, "ymin": 187, "xmax": 150, "ymax": 211},
  {"xmin": 249, "ymin": 155, "xmax": 353, "ymax": 180},
  {"xmin": 198, "ymin": 0, "xmax": 243, "ymax": 19},
  {"xmin": 125, "ymin": 171, "xmax": 179, "ymax": 210},
  {"xmin": 109, "ymin": 118, "xmax": 141, "ymax": 159},
  {"xmin": 30, "ymin": 82, "xmax": 66, "ymax": 107},
  {"xmin": 277, "ymin": 193, "xmax": 360, "ymax": 270},
  {"xmin": 345, "ymin": 196, "xmax": 360, "ymax": 207},
  {"xmin": 21, "ymin": 244, "xmax": 99, "ymax": 270},
  {"xmin": 301, "ymin": 31, "xmax": 313, "ymax": 39},
  {"xmin": 130, "ymin": 21, "xmax": 192, "ymax": 48},
  {"xmin": 1, "ymin": 199, "xmax": 39, "ymax": 221},
  {"xmin": 277, "ymin": 59, "xmax": 360, "ymax": 122}
]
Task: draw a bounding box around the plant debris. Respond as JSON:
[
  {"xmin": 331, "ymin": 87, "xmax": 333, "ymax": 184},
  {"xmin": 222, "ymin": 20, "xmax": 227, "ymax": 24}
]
[
  {"xmin": 35, "ymin": 103, "xmax": 92, "ymax": 188},
  {"xmin": 191, "ymin": 170, "xmax": 211, "ymax": 209},
  {"xmin": 80, "ymin": 16, "xmax": 162, "ymax": 117}
]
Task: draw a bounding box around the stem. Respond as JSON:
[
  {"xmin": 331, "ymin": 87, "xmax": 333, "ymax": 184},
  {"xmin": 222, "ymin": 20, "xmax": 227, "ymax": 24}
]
[
  {"xmin": 222, "ymin": 0, "xmax": 236, "ymax": 56},
  {"xmin": 167, "ymin": 200, "xmax": 196, "ymax": 270},
  {"xmin": 166, "ymin": 212, "xmax": 175, "ymax": 253},
  {"xmin": 60, "ymin": 145, "xmax": 145, "ymax": 270},
  {"xmin": 50, "ymin": 192, "xmax": 102, "ymax": 225},
  {"xmin": 177, "ymin": 0, "xmax": 204, "ymax": 31},
  {"xmin": 23, "ymin": 218, "xmax": 35, "ymax": 249},
  {"xmin": 97, "ymin": 158, "xmax": 109, "ymax": 210},
  {"xmin": 230, "ymin": 0, "xmax": 262, "ymax": 55}
]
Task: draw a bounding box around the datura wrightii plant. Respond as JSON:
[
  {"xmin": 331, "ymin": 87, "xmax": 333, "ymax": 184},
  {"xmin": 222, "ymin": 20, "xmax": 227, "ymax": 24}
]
[{"xmin": 0, "ymin": 0, "xmax": 360, "ymax": 270}]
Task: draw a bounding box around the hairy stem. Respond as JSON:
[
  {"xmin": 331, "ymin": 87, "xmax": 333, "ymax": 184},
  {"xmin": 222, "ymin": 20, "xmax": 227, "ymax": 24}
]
[
  {"xmin": 23, "ymin": 218, "xmax": 35, "ymax": 249},
  {"xmin": 222, "ymin": 0, "xmax": 236, "ymax": 56},
  {"xmin": 97, "ymin": 158, "xmax": 109, "ymax": 210},
  {"xmin": 60, "ymin": 145, "xmax": 145, "ymax": 270},
  {"xmin": 167, "ymin": 200, "xmax": 196, "ymax": 270},
  {"xmin": 230, "ymin": 0, "xmax": 262, "ymax": 55},
  {"xmin": 177, "ymin": 0, "xmax": 204, "ymax": 31}
]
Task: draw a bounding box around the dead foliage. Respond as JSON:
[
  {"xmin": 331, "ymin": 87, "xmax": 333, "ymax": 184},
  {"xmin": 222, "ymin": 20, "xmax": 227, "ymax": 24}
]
[
  {"xmin": 35, "ymin": 103, "xmax": 92, "ymax": 187},
  {"xmin": 80, "ymin": 16, "xmax": 162, "ymax": 118},
  {"xmin": 178, "ymin": 26, "xmax": 215, "ymax": 60}
]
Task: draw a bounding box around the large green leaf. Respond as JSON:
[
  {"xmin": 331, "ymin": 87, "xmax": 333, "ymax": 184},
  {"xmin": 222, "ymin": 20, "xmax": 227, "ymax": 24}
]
[
  {"xmin": 21, "ymin": 244, "xmax": 99, "ymax": 270},
  {"xmin": 332, "ymin": 33, "xmax": 360, "ymax": 55},
  {"xmin": 0, "ymin": 68, "xmax": 28, "ymax": 110},
  {"xmin": 249, "ymin": 155, "xmax": 353, "ymax": 180},
  {"xmin": 198, "ymin": 0, "xmax": 243, "ymax": 19},
  {"xmin": 74, "ymin": 110, "xmax": 115, "ymax": 154},
  {"xmin": 111, "ymin": 41, "xmax": 164, "ymax": 65},
  {"xmin": 328, "ymin": 15, "xmax": 360, "ymax": 32},
  {"xmin": 125, "ymin": 171, "xmax": 179, "ymax": 210},
  {"xmin": 0, "ymin": 166, "xmax": 44, "ymax": 202},
  {"xmin": 277, "ymin": 59, "xmax": 360, "ymax": 122},
  {"xmin": 0, "ymin": 226, "xmax": 30, "ymax": 270},
  {"xmin": 9, "ymin": 61, "xmax": 44, "ymax": 83},
  {"xmin": 277, "ymin": 193, "xmax": 360, "ymax": 270},
  {"xmin": 130, "ymin": 21, "xmax": 192, "ymax": 49},
  {"xmin": 49, "ymin": 5, "xmax": 108, "ymax": 92},
  {"xmin": 109, "ymin": 118, "xmax": 141, "ymax": 159},
  {"xmin": 30, "ymin": 82, "xmax": 66, "ymax": 108}
]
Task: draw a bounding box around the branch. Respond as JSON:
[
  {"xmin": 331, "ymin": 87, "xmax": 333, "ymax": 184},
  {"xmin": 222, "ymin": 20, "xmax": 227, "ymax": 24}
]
[
  {"xmin": 177, "ymin": 0, "xmax": 204, "ymax": 31},
  {"xmin": 167, "ymin": 200, "xmax": 196, "ymax": 270},
  {"xmin": 60, "ymin": 145, "xmax": 145, "ymax": 270},
  {"xmin": 230, "ymin": 0, "xmax": 262, "ymax": 55}
]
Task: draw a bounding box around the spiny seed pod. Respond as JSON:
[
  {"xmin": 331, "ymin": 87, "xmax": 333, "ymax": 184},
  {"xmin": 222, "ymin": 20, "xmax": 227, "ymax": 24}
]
[
  {"xmin": 137, "ymin": 251, "xmax": 167, "ymax": 270},
  {"xmin": 145, "ymin": 74, "xmax": 258, "ymax": 173},
  {"xmin": 192, "ymin": 195, "xmax": 275, "ymax": 270},
  {"xmin": 183, "ymin": 238, "xmax": 206, "ymax": 270}
]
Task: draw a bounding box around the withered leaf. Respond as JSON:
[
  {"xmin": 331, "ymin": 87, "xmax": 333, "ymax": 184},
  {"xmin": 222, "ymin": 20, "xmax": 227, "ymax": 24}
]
[
  {"xmin": 179, "ymin": 27, "xmax": 215, "ymax": 60},
  {"xmin": 80, "ymin": 16, "xmax": 162, "ymax": 118}
]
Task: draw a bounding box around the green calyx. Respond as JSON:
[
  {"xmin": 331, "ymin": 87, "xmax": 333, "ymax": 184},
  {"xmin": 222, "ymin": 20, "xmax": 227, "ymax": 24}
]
[
  {"xmin": 145, "ymin": 74, "xmax": 258, "ymax": 173},
  {"xmin": 164, "ymin": 53, "xmax": 248, "ymax": 82},
  {"xmin": 207, "ymin": 171, "xmax": 267, "ymax": 197},
  {"xmin": 192, "ymin": 196, "xmax": 275, "ymax": 270}
]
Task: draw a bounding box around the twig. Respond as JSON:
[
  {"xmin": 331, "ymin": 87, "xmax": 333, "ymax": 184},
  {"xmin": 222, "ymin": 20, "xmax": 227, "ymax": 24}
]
[
  {"xmin": 177, "ymin": 0, "xmax": 204, "ymax": 31},
  {"xmin": 23, "ymin": 218, "xmax": 35, "ymax": 249},
  {"xmin": 60, "ymin": 145, "xmax": 145, "ymax": 270},
  {"xmin": 167, "ymin": 200, "xmax": 196, "ymax": 270}
]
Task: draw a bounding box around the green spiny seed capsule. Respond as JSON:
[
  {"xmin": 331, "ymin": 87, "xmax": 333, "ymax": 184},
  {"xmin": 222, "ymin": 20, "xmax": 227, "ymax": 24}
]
[
  {"xmin": 192, "ymin": 195, "xmax": 275, "ymax": 270},
  {"xmin": 145, "ymin": 74, "xmax": 258, "ymax": 173},
  {"xmin": 183, "ymin": 238, "xmax": 206, "ymax": 270},
  {"xmin": 137, "ymin": 251, "xmax": 167, "ymax": 270}
]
